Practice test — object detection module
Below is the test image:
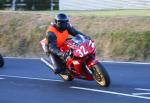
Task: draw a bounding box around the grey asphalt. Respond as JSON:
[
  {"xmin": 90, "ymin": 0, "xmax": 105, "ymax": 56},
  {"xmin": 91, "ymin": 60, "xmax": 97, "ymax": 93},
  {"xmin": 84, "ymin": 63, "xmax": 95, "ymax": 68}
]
[{"xmin": 0, "ymin": 58, "xmax": 150, "ymax": 103}]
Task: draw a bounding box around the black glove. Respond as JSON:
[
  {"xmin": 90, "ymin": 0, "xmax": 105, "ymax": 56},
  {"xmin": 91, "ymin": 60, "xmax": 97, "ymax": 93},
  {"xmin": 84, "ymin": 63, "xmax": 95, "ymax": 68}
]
[
  {"xmin": 85, "ymin": 36, "xmax": 91, "ymax": 40},
  {"xmin": 63, "ymin": 49, "xmax": 73, "ymax": 60}
]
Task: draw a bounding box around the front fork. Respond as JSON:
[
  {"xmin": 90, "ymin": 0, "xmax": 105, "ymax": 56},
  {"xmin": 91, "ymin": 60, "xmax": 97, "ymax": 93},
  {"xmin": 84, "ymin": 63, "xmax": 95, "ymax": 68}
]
[{"xmin": 86, "ymin": 58, "xmax": 98, "ymax": 75}]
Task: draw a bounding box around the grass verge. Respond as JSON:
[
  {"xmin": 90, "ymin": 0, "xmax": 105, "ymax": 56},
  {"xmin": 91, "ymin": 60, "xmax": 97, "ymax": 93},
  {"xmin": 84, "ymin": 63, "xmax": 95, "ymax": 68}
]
[{"xmin": 0, "ymin": 10, "xmax": 150, "ymax": 61}]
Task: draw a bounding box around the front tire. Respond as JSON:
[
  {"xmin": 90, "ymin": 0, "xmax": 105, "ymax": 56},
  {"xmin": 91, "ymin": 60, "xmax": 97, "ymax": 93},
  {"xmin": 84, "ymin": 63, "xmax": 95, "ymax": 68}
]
[
  {"xmin": 92, "ymin": 62, "xmax": 110, "ymax": 87},
  {"xmin": 0, "ymin": 54, "xmax": 4, "ymax": 67}
]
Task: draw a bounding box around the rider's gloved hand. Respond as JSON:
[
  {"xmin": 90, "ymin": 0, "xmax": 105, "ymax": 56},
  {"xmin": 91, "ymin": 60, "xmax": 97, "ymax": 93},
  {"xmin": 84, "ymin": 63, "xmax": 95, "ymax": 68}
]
[
  {"xmin": 85, "ymin": 36, "xmax": 91, "ymax": 40},
  {"xmin": 63, "ymin": 49, "xmax": 73, "ymax": 61}
]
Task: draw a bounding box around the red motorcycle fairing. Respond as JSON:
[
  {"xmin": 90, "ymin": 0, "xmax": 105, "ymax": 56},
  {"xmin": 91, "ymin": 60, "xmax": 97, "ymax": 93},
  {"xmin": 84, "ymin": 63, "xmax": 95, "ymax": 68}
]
[
  {"xmin": 40, "ymin": 38, "xmax": 48, "ymax": 52},
  {"xmin": 73, "ymin": 40, "xmax": 96, "ymax": 58},
  {"xmin": 86, "ymin": 57, "xmax": 98, "ymax": 69},
  {"xmin": 66, "ymin": 57, "xmax": 94, "ymax": 80}
]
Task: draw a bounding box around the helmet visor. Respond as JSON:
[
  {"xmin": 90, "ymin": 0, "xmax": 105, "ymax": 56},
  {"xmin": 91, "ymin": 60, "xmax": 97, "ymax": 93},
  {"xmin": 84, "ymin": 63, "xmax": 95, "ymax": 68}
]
[{"xmin": 57, "ymin": 20, "xmax": 68, "ymax": 31}]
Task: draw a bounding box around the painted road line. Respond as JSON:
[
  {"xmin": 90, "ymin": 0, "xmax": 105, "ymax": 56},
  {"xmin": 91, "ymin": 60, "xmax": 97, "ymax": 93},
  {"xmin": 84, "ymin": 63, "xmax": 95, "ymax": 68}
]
[
  {"xmin": 132, "ymin": 93, "xmax": 150, "ymax": 96},
  {"xmin": 135, "ymin": 88, "xmax": 150, "ymax": 92},
  {"xmin": 101, "ymin": 61, "xmax": 150, "ymax": 65},
  {"xmin": 133, "ymin": 88, "xmax": 150, "ymax": 96},
  {"xmin": 0, "ymin": 78, "xmax": 5, "ymax": 79},
  {"xmin": 4, "ymin": 57, "xmax": 40, "ymax": 60},
  {"xmin": 0, "ymin": 75, "xmax": 63, "ymax": 82},
  {"xmin": 70, "ymin": 86, "xmax": 150, "ymax": 100}
]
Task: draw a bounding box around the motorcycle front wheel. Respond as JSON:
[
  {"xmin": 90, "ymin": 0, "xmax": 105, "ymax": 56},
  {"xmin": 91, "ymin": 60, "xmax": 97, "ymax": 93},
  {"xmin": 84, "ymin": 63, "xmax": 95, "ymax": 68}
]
[
  {"xmin": 0, "ymin": 54, "xmax": 4, "ymax": 67},
  {"xmin": 92, "ymin": 62, "xmax": 110, "ymax": 87}
]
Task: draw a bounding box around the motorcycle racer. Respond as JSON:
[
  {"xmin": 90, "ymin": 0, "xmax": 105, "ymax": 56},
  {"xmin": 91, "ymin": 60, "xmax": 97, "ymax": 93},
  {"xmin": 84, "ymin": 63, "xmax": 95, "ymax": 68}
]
[{"xmin": 45, "ymin": 13, "xmax": 90, "ymax": 74}]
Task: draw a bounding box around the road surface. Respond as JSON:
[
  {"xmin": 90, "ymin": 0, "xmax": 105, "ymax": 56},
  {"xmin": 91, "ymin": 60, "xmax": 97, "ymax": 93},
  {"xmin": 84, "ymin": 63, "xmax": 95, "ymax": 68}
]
[{"xmin": 0, "ymin": 58, "xmax": 150, "ymax": 103}]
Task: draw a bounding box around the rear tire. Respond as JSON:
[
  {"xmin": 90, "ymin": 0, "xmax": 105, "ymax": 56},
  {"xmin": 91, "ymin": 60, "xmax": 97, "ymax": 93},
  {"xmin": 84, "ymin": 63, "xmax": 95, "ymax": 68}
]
[
  {"xmin": 0, "ymin": 54, "xmax": 4, "ymax": 67},
  {"xmin": 92, "ymin": 62, "xmax": 110, "ymax": 87}
]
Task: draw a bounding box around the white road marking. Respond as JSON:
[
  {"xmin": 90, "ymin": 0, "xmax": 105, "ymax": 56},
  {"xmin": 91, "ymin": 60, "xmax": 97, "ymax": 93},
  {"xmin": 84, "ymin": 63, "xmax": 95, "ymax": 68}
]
[
  {"xmin": 135, "ymin": 88, "xmax": 150, "ymax": 92},
  {"xmin": 133, "ymin": 88, "xmax": 150, "ymax": 96},
  {"xmin": 70, "ymin": 86, "xmax": 150, "ymax": 100},
  {"xmin": 0, "ymin": 75, "xmax": 63, "ymax": 82},
  {"xmin": 132, "ymin": 93, "xmax": 150, "ymax": 96},
  {"xmin": 0, "ymin": 78, "xmax": 5, "ymax": 79},
  {"xmin": 4, "ymin": 57, "xmax": 40, "ymax": 60},
  {"xmin": 102, "ymin": 61, "xmax": 150, "ymax": 65}
]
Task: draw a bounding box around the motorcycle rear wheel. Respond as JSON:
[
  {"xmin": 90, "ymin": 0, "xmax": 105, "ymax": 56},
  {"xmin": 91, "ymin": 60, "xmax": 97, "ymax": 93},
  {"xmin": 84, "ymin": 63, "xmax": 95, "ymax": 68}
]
[
  {"xmin": 0, "ymin": 54, "xmax": 4, "ymax": 67},
  {"xmin": 92, "ymin": 62, "xmax": 110, "ymax": 87}
]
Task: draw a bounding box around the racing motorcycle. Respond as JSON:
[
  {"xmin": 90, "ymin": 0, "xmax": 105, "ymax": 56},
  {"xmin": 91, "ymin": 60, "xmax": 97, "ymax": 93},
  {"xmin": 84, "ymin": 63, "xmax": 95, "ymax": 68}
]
[
  {"xmin": 40, "ymin": 34, "xmax": 110, "ymax": 87},
  {"xmin": 0, "ymin": 54, "xmax": 4, "ymax": 67}
]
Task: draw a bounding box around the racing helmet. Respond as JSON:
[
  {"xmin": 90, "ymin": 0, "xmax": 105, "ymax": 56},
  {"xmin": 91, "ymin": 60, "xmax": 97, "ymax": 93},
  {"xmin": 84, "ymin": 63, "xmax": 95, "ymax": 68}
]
[{"xmin": 55, "ymin": 13, "xmax": 69, "ymax": 31}]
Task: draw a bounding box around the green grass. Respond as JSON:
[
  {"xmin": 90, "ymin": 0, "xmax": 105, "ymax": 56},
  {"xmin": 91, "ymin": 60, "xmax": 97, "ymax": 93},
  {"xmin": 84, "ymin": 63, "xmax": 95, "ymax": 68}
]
[
  {"xmin": 63, "ymin": 9, "xmax": 150, "ymax": 17},
  {"xmin": 1, "ymin": 9, "xmax": 150, "ymax": 16}
]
